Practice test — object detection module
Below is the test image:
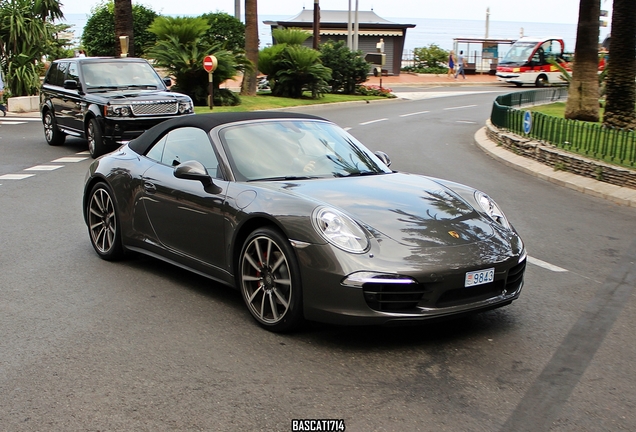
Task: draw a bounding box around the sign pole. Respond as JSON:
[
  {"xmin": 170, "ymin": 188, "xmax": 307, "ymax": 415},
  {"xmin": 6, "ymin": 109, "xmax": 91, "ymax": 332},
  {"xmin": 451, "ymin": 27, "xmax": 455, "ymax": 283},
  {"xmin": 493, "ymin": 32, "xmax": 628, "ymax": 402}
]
[{"xmin": 209, "ymin": 72, "xmax": 214, "ymax": 110}]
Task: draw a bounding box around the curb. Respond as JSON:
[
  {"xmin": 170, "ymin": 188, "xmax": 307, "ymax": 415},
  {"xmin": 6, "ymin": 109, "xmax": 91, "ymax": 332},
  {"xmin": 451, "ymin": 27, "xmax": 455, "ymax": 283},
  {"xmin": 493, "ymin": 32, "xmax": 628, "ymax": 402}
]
[{"xmin": 474, "ymin": 127, "xmax": 636, "ymax": 208}]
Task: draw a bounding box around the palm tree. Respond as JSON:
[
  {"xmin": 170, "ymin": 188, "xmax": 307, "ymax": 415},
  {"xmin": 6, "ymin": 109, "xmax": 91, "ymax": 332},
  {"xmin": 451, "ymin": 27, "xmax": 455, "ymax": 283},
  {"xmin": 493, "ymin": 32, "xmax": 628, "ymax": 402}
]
[
  {"xmin": 241, "ymin": 0, "xmax": 258, "ymax": 96},
  {"xmin": 602, "ymin": 0, "xmax": 636, "ymax": 130},
  {"xmin": 114, "ymin": 0, "xmax": 134, "ymax": 57},
  {"xmin": 564, "ymin": 0, "xmax": 600, "ymax": 122}
]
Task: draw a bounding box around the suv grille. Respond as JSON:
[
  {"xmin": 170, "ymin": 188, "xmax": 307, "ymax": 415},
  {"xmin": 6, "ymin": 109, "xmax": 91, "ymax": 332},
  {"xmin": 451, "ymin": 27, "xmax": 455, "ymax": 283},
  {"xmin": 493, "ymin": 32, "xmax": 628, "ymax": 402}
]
[{"xmin": 131, "ymin": 101, "xmax": 178, "ymax": 116}]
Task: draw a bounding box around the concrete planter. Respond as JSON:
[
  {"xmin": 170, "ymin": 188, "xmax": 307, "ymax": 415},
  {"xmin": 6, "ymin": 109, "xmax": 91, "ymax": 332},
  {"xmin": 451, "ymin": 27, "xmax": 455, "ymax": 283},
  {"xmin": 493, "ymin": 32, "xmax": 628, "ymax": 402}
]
[{"xmin": 7, "ymin": 95, "xmax": 39, "ymax": 113}]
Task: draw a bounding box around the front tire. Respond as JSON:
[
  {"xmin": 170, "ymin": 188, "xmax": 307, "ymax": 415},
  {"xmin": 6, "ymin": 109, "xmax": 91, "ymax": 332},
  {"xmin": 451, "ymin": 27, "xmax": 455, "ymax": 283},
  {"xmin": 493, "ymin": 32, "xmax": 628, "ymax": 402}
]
[
  {"xmin": 43, "ymin": 110, "xmax": 66, "ymax": 146},
  {"xmin": 239, "ymin": 227, "xmax": 304, "ymax": 332},
  {"xmin": 87, "ymin": 118, "xmax": 107, "ymax": 159},
  {"xmin": 87, "ymin": 182, "xmax": 124, "ymax": 260}
]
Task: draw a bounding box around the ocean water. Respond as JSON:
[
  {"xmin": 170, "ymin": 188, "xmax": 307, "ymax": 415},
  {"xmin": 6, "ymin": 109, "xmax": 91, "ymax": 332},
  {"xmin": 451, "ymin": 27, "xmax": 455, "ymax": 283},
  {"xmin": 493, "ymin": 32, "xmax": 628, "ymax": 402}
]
[{"xmin": 60, "ymin": 13, "xmax": 609, "ymax": 59}]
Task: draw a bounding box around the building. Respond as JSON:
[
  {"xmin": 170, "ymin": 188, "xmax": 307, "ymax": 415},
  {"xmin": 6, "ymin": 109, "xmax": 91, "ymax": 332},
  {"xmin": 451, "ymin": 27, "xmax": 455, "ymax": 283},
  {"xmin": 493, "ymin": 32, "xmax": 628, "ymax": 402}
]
[{"xmin": 264, "ymin": 10, "xmax": 415, "ymax": 75}]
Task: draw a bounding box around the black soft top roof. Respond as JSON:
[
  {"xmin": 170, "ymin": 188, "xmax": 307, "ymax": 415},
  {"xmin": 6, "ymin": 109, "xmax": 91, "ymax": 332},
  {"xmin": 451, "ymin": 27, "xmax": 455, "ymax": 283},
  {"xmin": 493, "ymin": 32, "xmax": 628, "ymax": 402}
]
[{"xmin": 128, "ymin": 111, "xmax": 327, "ymax": 155}]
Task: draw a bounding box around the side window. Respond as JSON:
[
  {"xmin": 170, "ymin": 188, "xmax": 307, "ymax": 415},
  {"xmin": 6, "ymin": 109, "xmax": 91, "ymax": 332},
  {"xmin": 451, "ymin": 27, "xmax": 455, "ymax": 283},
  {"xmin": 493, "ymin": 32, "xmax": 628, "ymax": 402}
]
[
  {"xmin": 67, "ymin": 62, "xmax": 79, "ymax": 83},
  {"xmin": 148, "ymin": 128, "xmax": 220, "ymax": 178},
  {"xmin": 45, "ymin": 62, "xmax": 68, "ymax": 86}
]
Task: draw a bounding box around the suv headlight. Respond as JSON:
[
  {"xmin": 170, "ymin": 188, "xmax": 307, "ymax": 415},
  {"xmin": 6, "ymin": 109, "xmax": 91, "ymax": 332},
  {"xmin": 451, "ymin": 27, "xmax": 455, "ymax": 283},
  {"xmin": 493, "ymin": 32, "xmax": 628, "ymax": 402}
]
[
  {"xmin": 312, "ymin": 206, "xmax": 369, "ymax": 253},
  {"xmin": 475, "ymin": 191, "xmax": 510, "ymax": 229},
  {"xmin": 178, "ymin": 100, "xmax": 193, "ymax": 114},
  {"xmin": 106, "ymin": 105, "xmax": 132, "ymax": 117}
]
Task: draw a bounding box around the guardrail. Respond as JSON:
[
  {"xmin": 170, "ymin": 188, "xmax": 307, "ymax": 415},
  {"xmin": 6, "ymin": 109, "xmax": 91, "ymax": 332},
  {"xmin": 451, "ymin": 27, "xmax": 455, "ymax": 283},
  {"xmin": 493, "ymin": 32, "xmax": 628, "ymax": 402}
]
[{"xmin": 491, "ymin": 88, "xmax": 636, "ymax": 168}]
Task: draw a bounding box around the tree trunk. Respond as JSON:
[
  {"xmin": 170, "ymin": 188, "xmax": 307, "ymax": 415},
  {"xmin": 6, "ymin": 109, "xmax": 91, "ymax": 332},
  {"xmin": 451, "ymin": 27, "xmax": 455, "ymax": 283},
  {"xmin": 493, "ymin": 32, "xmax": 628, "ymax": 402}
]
[
  {"xmin": 564, "ymin": 0, "xmax": 600, "ymax": 122},
  {"xmin": 603, "ymin": 0, "xmax": 636, "ymax": 130},
  {"xmin": 114, "ymin": 0, "xmax": 135, "ymax": 57},
  {"xmin": 241, "ymin": 0, "xmax": 258, "ymax": 96}
]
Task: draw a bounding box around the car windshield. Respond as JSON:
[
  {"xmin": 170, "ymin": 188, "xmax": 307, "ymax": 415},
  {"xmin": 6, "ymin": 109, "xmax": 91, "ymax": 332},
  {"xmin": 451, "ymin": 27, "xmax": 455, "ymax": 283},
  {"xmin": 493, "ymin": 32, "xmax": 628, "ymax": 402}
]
[
  {"xmin": 220, "ymin": 120, "xmax": 393, "ymax": 181},
  {"xmin": 81, "ymin": 61, "xmax": 165, "ymax": 90},
  {"xmin": 500, "ymin": 42, "xmax": 539, "ymax": 64}
]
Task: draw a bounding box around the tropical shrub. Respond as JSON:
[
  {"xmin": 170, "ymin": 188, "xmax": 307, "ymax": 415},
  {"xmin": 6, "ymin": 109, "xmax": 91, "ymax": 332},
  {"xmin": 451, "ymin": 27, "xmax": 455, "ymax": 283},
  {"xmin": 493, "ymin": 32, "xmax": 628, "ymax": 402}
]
[
  {"xmin": 258, "ymin": 28, "xmax": 331, "ymax": 99},
  {"xmin": 81, "ymin": 1, "xmax": 158, "ymax": 57},
  {"xmin": 320, "ymin": 40, "xmax": 369, "ymax": 94},
  {"xmin": 0, "ymin": 0, "xmax": 64, "ymax": 96},
  {"xmin": 145, "ymin": 16, "xmax": 249, "ymax": 106}
]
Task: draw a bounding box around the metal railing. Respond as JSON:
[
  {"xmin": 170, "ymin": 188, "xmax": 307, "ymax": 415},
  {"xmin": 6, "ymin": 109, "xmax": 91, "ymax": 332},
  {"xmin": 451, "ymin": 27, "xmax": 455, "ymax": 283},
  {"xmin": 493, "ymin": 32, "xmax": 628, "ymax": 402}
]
[{"xmin": 491, "ymin": 88, "xmax": 636, "ymax": 168}]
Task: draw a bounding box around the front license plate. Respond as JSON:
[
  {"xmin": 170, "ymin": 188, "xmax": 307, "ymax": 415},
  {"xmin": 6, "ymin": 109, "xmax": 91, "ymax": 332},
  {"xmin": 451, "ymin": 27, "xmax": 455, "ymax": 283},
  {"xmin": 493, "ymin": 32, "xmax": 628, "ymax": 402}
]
[{"xmin": 465, "ymin": 268, "xmax": 495, "ymax": 287}]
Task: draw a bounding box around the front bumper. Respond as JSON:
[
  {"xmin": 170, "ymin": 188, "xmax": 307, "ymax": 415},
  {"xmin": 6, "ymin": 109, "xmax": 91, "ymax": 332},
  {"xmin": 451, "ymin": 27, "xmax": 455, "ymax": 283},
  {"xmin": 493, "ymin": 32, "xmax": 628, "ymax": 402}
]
[{"xmin": 100, "ymin": 114, "xmax": 194, "ymax": 146}]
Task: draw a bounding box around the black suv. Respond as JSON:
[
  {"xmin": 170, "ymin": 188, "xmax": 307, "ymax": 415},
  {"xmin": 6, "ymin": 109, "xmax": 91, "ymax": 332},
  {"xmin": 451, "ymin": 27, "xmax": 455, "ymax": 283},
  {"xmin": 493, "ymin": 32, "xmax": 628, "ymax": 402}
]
[{"xmin": 40, "ymin": 57, "xmax": 194, "ymax": 158}]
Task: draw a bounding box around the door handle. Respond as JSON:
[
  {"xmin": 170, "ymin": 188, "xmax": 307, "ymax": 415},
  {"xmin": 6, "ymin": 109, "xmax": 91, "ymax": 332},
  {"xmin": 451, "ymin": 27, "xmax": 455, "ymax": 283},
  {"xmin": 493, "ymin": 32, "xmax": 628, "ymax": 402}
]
[{"xmin": 143, "ymin": 181, "xmax": 156, "ymax": 193}]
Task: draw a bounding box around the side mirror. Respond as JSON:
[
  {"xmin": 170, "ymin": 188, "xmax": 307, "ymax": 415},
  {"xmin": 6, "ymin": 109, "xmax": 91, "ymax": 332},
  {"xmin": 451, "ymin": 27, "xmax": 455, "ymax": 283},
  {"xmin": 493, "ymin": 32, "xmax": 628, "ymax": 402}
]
[
  {"xmin": 163, "ymin": 77, "xmax": 172, "ymax": 87},
  {"xmin": 374, "ymin": 151, "xmax": 391, "ymax": 167},
  {"xmin": 174, "ymin": 160, "xmax": 212, "ymax": 186},
  {"xmin": 63, "ymin": 79, "xmax": 79, "ymax": 90}
]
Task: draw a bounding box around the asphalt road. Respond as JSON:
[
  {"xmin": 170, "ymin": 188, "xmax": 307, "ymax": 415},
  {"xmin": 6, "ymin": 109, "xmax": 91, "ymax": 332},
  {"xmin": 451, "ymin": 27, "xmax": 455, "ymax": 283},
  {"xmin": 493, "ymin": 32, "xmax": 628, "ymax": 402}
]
[{"xmin": 1, "ymin": 89, "xmax": 635, "ymax": 431}]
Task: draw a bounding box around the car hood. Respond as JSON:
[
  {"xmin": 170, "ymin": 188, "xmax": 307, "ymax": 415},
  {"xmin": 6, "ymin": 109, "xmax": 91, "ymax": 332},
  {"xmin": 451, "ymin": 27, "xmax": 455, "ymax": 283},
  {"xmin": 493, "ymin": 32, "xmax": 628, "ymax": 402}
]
[
  {"xmin": 263, "ymin": 173, "xmax": 499, "ymax": 248},
  {"xmin": 87, "ymin": 90, "xmax": 188, "ymax": 102}
]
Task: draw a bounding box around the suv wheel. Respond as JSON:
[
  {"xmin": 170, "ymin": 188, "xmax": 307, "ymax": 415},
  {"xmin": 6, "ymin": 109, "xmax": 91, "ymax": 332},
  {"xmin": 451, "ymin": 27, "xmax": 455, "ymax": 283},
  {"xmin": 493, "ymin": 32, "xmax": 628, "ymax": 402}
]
[
  {"xmin": 43, "ymin": 110, "xmax": 66, "ymax": 146},
  {"xmin": 87, "ymin": 118, "xmax": 106, "ymax": 159}
]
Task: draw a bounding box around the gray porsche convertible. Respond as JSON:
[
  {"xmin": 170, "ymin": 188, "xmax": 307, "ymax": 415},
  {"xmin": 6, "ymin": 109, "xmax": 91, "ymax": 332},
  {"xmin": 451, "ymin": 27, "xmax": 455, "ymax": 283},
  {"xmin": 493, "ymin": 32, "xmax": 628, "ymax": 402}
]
[{"xmin": 83, "ymin": 112, "xmax": 526, "ymax": 332}]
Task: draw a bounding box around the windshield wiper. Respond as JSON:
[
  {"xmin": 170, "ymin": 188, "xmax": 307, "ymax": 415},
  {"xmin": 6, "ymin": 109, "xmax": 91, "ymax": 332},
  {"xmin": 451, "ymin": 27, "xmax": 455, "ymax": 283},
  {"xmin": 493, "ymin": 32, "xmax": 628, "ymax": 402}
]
[
  {"xmin": 88, "ymin": 85, "xmax": 119, "ymax": 92},
  {"xmin": 335, "ymin": 171, "xmax": 383, "ymax": 177},
  {"xmin": 123, "ymin": 84, "xmax": 158, "ymax": 89}
]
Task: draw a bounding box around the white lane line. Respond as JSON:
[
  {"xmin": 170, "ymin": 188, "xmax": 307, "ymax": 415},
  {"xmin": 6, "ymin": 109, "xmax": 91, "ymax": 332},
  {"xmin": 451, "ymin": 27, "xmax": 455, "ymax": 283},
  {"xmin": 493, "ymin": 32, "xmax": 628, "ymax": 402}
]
[
  {"xmin": 52, "ymin": 157, "xmax": 89, "ymax": 163},
  {"xmin": 76, "ymin": 151, "xmax": 91, "ymax": 155},
  {"xmin": 343, "ymin": 127, "xmax": 352, "ymax": 131},
  {"xmin": 0, "ymin": 121, "xmax": 27, "ymax": 125},
  {"xmin": 456, "ymin": 120, "xmax": 477, "ymax": 124},
  {"xmin": 443, "ymin": 105, "xmax": 478, "ymax": 111},
  {"xmin": 359, "ymin": 118, "xmax": 388, "ymax": 126},
  {"xmin": 3, "ymin": 117, "xmax": 41, "ymax": 121},
  {"xmin": 25, "ymin": 165, "xmax": 64, "ymax": 171},
  {"xmin": 0, "ymin": 174, "xmax": 36, "ymax": 180},
  {"xmin": 528, "ymin": 256, "xmax": 568, "ymax": 272},
  {"xmin": 399, "ymin": 110, "xmax": 430, "ymax": 117}
]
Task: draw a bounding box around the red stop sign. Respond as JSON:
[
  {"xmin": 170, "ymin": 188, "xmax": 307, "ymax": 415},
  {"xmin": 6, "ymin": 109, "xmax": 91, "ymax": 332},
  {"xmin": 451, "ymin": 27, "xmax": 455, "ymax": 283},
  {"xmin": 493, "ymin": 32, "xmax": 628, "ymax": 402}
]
[{"xmin": 203, "ymin": 55, "xmax": 218, "ymax": 73}]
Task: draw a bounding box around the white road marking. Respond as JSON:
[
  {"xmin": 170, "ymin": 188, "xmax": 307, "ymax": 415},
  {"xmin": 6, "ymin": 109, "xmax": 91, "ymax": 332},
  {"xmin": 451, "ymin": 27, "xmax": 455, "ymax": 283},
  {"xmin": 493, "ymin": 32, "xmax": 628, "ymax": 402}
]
[
  {"xmin": 399, "ymin": 110, "xmax": 430, "ymax": 117},
  {"xmin": 25, "ymin": 165, "xmax": 64, "ymax": 171},
  {"xmin": 443, "ymin": 105, "xmax": 478, "ymax": 111},
  {"xmin": 359, "ymin": 118, "xmax": 388, "ymax": 126},
  {"xmin": 393, "ymin": 90, "xmax": 500, "ymax": 101},
  {"xmin": 343, "ymin": 127, "xmax": 352, "ymax": 131},
  {"xmin": 528, "ymin": 256, "xmax": 568, "ymax": 272},
  {"xmin": 1, "ymin": 117, "xmax": 41, "ymax": 121},
  {"xmin": 456, "ymin": 120, "xmax": 477, "ymax": 124},
  {"xmin": 52, "ymin": 157, "xmax": 89, "ymax": 163},
  {"xmin": 0, "ymin": 174, "xmax": 36, "ymax": 180},
  {"xmin": 0, "ymin": 121, "xmax": 27, "ymax": 125},
  {"xmin": 76, "ymin": 151, "xmax": 91, "ymax": 155}
]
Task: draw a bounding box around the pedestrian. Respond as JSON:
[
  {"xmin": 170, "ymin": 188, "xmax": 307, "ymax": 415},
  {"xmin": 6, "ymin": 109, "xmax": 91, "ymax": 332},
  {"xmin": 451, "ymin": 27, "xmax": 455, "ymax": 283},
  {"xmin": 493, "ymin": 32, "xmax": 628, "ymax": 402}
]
[
  {"xmin": 77, "ymin": 49, "xmax": 86, "ymax": 58},
  {"xmin": 455, "ymin": 50, "xmax": 466, "ymax": 80},
  {"xmin": 447, "ymin": 50, "xmax": 456, "ymax": 79},
  {"xmin": 0, "ymin": 72, "xmax": 7, "ymax": 116}
]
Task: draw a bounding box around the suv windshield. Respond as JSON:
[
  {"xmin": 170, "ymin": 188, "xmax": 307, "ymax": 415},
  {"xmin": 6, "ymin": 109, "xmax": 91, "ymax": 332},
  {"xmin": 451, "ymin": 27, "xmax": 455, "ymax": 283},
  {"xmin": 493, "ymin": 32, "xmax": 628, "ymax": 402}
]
[{"xmin": 81, "ymin": 61, "xmax": 165, "ymax": 90}]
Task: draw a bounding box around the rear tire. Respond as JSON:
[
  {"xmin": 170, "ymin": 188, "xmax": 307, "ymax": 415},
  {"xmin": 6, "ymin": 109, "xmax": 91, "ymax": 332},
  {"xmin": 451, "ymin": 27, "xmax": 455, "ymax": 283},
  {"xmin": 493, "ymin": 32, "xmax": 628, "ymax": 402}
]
[
  {"xmin": 43, "ymin": 110, "xmax": 66, "ymax": 146},
  {"xmin": 87, "ymin": 118, "xmax": 107, "ymax": 159},
  {"xmin": 238, "ymin": 227, "xmax": 304, "ymax": 332},
  {"xmin": 535, "ymin": 75, "xmax": 548, "ymax": 87}
]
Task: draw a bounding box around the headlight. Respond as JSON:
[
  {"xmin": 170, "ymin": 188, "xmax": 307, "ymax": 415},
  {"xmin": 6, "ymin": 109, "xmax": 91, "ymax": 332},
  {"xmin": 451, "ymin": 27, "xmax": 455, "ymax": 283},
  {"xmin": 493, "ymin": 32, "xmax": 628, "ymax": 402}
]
[
  {"xmin": 106, "ymin": 105, "xmax": 131, "ymax": 117},
  {"xmin": 312, "ymin": 206, "xmax": 369, "ymax": 253},
  {"xmin": 178, "ymin": 101, "xmax": 193, "ymax": 114},
  {"xmin": 475, "ymin": 191, "xmax": 510, "ymax": 228}
]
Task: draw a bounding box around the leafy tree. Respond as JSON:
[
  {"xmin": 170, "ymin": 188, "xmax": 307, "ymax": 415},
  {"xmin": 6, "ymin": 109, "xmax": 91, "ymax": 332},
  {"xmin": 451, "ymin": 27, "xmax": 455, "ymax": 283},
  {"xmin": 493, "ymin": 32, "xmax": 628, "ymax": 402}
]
[
  {"xmin": 114, "ymin": 0, "xmax": 134, "ymax": 57},
  {"xmin": 272, "ymin": 27, "xmax": 310, "ymax": 45},
  {"xmin": 241, "ymin": 0, "xmax": 258, "ymax": 96},
  {"xmin": 0, "ymin": 0, "xmax": 64, "ymax": 96},
  {"xmin": 146, "ymin": 16, "xmax": 249, "ymax": 106},
  {"xmin": 81, "ymin": 1, "xmax": 158, "ymax": 57},
  {"xmin": 603, "ymin": 0, "xmax": 636, "ymax": 129},
  {"xmin": 200, "ymin": 12, "xmax": 245, "ymax": 52},
  {"xmin": 412, "ymin": 44, "xmax": 448, "ymax": 73},
  {"xmin": 564, "ymin": 0, "xmax": 600, "ymax": 122},
  {"xmin": 319, "ymin": 40, "xmax": 369, "ymax": 94}
]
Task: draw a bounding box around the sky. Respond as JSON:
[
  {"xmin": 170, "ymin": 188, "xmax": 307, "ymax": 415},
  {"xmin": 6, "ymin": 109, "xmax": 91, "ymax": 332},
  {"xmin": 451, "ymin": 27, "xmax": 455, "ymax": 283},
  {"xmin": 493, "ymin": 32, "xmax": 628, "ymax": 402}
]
[{"xmin": 59, "ymin": 0, "xmax": 614, "ymax": 25}]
